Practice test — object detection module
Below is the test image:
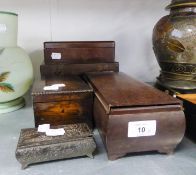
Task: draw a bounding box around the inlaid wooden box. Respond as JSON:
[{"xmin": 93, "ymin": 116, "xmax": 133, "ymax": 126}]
[
  {"xmin": 32, "ymin": 76, "xmax": 93, "ymax": 128},
  {"xmin": 40, "ymin": 62, "xmax": 119, "ymax": 79},
  {"xmin": 44, "ymin": 41, "xmax": 115, "ymax": 64},
  {"xmin": 85, "ymin": 72, "xmax": 185, "ymax": 160},
  {"xmin": 16, "ymin": 123, "xmax": 96, "ymax": 169}
]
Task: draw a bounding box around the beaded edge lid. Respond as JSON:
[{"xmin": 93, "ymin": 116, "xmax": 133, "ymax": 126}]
[{"xmin": 166, "ymin": 0, "xmax": 196, "ymax": 9}]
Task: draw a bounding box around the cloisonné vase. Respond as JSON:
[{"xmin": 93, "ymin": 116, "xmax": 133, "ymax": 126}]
[{"xmin": 153, "ymin": 0, "xmax": 196, "ymax": 92}]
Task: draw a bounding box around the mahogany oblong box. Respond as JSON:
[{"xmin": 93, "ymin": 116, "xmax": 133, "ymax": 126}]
[
  {"xmin": 85, "ymin": 72, "xmax": 185, "ymax": 160},
  {"xmin": 40, "ymin": 62, "xmax": 119, "ymax": 79},
  {"xmin": 44, "ymin": 41, "xmax": 115, "ymax": 64},
  {"xmin": 31, "ymin": 76, "xmax": 93, "ymax": 128}
]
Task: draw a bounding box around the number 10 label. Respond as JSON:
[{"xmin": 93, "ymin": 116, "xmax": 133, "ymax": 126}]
[{"xmin": 128, "ymin": 120, "xmax": 156, "ymax": 138}]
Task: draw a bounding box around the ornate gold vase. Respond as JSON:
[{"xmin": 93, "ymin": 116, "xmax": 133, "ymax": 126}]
[{"xmin": 153, "ymin": 0, "xmax": 196, "ymax": 91}]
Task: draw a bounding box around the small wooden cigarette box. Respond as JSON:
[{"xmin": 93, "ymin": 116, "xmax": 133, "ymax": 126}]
[{"xmin": 31, "ymin": 76, "xmax": 93, "ymax": 128}]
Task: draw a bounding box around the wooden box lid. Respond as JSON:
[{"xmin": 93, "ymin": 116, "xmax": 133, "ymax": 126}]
[
  {"xmin": 86, "ymin": 72, "xmax": 181, "ymax": 113},
  {"xmin": 44, "ymin": 41, "xmax": 115, "ymax": 49},
  {"xmin": 17, "ymin": 123, "xmax": 92, "ymax": 148},
  {"xmin": 32, "ymin": 76, "xmax": 92, "ymax": 102},
  {"xmin": 44, "ymin": 41, "xmax": 115, "ymax": 64}
]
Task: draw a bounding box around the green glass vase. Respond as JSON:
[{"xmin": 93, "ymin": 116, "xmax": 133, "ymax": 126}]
[{"xmin": 0, "ymin": 11, "xmax": 33, "ymax": 114}]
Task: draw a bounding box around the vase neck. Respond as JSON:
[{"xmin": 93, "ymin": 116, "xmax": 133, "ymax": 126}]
[
  {"xmin": 170, "ymin": 7, "xmax": 196, "ymax": 15},
  {"xmin": 0, "ymin": 13, "xmax": 18, "ymax": 47}
]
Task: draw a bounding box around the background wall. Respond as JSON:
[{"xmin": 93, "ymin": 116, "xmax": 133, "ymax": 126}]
[{"xmin": 0, "ymin": 0, "xmax": 171, "ymax": 81}]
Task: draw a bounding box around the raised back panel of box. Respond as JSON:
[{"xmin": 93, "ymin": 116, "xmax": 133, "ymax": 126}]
[{"xmin": 44, "ymin": 41, "xmax": 115, "ymax": 64}]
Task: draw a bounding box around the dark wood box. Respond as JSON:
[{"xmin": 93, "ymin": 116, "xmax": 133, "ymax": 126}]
[
  {"xmin": 180, "ymin": 96, "xmax": 196, "ymax": 139},
  {"xmin": 40, "ymin": 62, "xmax": 119, "ymax": 79},
  {"xmin": 172, "ymin": 94, "xmax": 196, "ymax": 139},
  {"xmin": 44, "ymin": 41, "xmax": 115, "ymax": 64},
  {"xmin": 85, "ymin": 72, "xmax": 185, "ymax": 160},
  {"xmin": 155, "ymin": 84, "xmax": 196, "ymax": 139},
  {"xmin": 32, "ymin": 76, "xmax": 93, "ymax": 128},
  {"xmin": 16, "ymin": 123, "xmax": 96, "ymax": 169}
]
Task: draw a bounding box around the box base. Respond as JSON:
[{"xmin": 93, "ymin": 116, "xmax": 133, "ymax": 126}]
[
  {"xmin": 17, "ymin": 140, "xmax": 96, "ymax": 169},
  {"xmin": 40, "ymin": 62, "xmax": 119, "ymax": 79},
  {"xmin": 94, "ymin": 97, "xmax": 185, "ymax": 161},
  {"xmin": 108, "ymin": 147, "xmax": 175, "ymax": 160}
]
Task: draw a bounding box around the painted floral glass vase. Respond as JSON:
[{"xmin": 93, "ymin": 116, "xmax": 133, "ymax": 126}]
[
  {"xmin": 0, "ymin": 11, "xmax": 33, "ymax": 114},
  {"xmin": 153, "ymin": 0, "xmax": 196, "ymax": 92}
]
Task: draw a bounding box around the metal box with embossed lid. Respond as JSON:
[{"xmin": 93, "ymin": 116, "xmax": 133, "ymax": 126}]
[{"xmin": 15, "ymin": 123, "xmax": 96, "ymax": 169}]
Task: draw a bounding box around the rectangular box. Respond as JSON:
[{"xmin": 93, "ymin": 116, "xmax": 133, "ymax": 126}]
[
  {"xmin": 155, "ymin": 84, "xmax": 196, "ymax": 139},
  {"xmin": 174, "ymin": 94, "xmax": 196, "ymax": 139},
  {"xmin": 44, "ymin": 41, "xmax": 115, "ymax": 64},
  {"xmin": 32, "ymin": 76, "xmax": 93, "ymax": 128},
  {"xmin": 85, "ymin": 72, "xmax": 185, "ymax": 160},
  {"xmin": 40, "ymin": 62, "xmax": 119, "ymax": 79},
  {"xmin": 180, "ymin": 96, "xmax": 196, "ymax": 139},
  {"xmin": 15, "ymin": 123, "xmax": 96, "ymax": 169}
]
